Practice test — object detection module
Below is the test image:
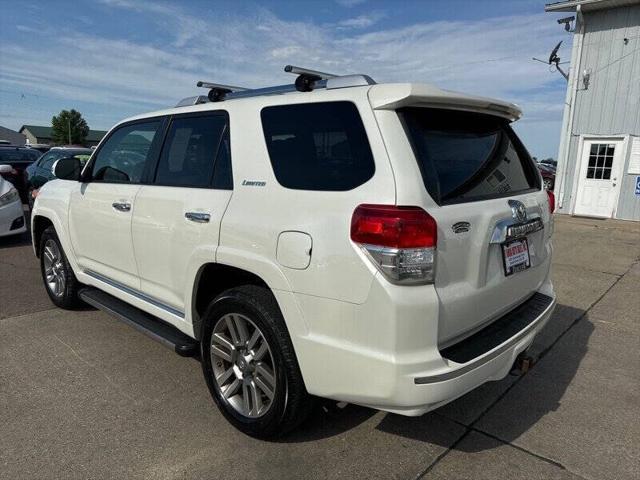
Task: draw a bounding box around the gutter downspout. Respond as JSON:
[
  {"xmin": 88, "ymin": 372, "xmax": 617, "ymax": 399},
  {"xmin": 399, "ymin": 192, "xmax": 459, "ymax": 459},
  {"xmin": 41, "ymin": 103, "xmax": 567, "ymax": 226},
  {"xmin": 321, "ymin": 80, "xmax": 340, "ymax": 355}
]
[{"xmin": 557, "ymin": 4, "xmax": 584, "ymax": 210}]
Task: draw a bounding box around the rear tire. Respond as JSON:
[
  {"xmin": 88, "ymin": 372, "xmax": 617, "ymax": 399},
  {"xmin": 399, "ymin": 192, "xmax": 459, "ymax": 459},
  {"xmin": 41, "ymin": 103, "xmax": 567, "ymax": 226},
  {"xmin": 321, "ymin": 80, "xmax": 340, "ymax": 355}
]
[
  {"xmin": 201, "ymin": 285, "xmax": 312, "ymax": 438},
  {"xmin": 39, "ymin": 226, "xmax": 80, "ymax": 309}
]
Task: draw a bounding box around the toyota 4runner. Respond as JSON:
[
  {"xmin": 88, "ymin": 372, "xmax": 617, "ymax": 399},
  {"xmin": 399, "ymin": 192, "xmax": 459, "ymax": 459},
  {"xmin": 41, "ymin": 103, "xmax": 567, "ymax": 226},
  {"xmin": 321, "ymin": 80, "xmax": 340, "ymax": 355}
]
[{"xmin": 32, "ymin": 66, "xmax": 556, "ymax": 438}]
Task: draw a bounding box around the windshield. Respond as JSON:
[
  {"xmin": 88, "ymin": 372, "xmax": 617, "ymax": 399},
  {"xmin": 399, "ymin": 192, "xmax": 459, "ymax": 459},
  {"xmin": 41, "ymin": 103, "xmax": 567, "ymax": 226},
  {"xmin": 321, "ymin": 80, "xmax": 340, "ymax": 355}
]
[{"xmin": 400, "ymin": 107, "xmax": 539, "ymax": 205}]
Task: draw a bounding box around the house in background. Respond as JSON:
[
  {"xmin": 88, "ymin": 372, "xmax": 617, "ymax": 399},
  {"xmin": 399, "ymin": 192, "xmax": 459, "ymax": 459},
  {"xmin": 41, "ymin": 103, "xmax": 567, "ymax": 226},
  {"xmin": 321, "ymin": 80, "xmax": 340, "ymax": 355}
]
[
  {"xmin": 546, "ymin": 0, "xmax": 640, "ymax": 221},
  {"xmin": 0, "ymin": 126, "xmax": 27, "ymax": 145},
  {"xmin": 18, "ymin": 125, "xmax": 107, "ymax": 148}
]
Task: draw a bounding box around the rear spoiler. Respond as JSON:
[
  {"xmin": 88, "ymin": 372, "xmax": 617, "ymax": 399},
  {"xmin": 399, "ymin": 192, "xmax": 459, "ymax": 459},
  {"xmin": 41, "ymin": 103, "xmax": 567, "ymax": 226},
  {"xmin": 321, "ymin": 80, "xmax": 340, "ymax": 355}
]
[{"xmin": 368, "ymin": 83, "xmax": 522, "ymax": 122}]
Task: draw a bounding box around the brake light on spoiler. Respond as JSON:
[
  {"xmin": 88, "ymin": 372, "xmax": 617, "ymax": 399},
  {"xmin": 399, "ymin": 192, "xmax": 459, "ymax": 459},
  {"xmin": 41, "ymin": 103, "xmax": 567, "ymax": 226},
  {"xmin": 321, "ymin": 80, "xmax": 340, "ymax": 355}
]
[{"xmin": 351, "ymin": 204, "xmax": 437, "ymax": 285}]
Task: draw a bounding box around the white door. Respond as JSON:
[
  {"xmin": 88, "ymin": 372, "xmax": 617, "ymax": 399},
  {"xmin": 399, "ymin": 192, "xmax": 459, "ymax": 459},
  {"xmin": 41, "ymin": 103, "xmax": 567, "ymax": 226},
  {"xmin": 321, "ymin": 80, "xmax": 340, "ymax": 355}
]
[
  {"xmin": 132, "ymin": 112, "xmax": 233, "ymax": 314},
  {"xmin": 69, "ymin": 119, "xmax": 165, "ymax": 290},
  {"xmin": 574, "ymin": 139, "xmax": 624, "ymax": 218}
]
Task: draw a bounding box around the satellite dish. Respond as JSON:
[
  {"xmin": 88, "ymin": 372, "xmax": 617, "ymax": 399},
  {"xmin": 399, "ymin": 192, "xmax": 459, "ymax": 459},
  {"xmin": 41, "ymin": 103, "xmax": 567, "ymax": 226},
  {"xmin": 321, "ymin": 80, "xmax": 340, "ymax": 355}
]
[
  {"xmin": 533, "ymin": 41, "xmax": 568, "ymax": 81},
  {"xmin": 549, "ymin": 41, "xmax": 562, "ymax": 65}
]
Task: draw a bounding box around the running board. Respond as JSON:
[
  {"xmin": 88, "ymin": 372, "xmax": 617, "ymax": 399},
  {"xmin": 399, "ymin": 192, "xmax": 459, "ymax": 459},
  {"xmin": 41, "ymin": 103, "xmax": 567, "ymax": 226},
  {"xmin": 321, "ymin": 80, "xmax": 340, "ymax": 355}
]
[{"xmin": 78, "ymin": 287, "xmax": 198, "ymax": 357}]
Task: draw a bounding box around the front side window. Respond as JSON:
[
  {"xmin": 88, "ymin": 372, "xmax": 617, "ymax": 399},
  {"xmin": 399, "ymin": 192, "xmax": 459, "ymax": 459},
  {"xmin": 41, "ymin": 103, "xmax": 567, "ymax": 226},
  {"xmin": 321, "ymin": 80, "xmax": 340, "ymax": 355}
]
[
  {"xmin": 261, "ymin": 102, "xmax": 375, "ymax": 191},
  {"xmin": 90, "ymin": 121, "xmax": 161, "ymax": 183},
  {"xmin": 400, "ymin": 107, "xmax": 539, "ymax": 205},
  {"xmin": 154, "ymin": 114, "xmax": 230, "ymax": 188}
]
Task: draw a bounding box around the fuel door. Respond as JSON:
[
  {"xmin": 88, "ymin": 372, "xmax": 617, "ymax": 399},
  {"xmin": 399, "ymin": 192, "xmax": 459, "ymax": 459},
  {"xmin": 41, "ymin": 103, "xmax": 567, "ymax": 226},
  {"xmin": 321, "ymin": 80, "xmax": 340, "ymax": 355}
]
[{"xmin": 276, "ymin": 231, "xmax": 312, "ymax": 270}]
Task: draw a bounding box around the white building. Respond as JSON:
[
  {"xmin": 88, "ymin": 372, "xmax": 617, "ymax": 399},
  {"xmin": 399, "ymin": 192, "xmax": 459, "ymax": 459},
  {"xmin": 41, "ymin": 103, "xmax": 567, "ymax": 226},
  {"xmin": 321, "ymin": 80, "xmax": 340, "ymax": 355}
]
[{"xmin": 546, "ymin": 0, "xmax": 640, "ymax": 220}]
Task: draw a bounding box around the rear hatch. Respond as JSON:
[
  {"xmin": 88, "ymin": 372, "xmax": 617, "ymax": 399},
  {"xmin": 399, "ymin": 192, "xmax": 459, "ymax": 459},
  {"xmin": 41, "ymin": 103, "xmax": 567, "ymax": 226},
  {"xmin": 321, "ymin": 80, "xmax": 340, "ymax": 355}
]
[{"xmin": 371, "ymin": 87, "xmax": 552, "ymax": 347}]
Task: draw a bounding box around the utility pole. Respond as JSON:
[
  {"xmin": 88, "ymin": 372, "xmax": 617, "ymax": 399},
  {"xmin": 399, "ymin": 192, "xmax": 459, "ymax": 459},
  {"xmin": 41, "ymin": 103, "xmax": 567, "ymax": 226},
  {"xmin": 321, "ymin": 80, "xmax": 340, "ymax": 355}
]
[{"xmin": 68, "ymin": 116, "xmax": 71, "ymax": 145}]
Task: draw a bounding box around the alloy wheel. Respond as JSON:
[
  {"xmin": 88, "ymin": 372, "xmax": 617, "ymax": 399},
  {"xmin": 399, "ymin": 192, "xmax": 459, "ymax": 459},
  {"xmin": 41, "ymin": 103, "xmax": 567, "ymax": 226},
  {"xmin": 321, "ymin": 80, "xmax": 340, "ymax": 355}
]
[
  {"xmin": 210, "ymin": 313, "xmax": 277, "ymax": 418},
  {"xmin": 43, "ymin": 239, "xmax": 66, "ymax": 297}
]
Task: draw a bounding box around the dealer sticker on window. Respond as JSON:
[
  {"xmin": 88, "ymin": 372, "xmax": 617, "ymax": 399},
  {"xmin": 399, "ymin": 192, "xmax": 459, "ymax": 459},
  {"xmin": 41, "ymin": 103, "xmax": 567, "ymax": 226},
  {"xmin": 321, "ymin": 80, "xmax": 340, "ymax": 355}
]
[{"xmin": 502, "ymin": 238, "xmax": 531, "ymax": 276}]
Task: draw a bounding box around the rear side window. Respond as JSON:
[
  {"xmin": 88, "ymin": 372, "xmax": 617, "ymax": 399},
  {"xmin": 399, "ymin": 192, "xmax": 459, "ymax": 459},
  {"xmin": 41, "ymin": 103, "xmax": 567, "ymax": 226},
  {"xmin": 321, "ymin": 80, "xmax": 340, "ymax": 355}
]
[
  {"xmin": 400, "ymin": 108, "xmax": 539, "ymax": 205},
  {"xmin": 261, "ymin": 102, "xmax": 375, "ymax": 191},
  {"xmin": 154, "ymin": 114, "xmax": 231, "ymax": 189},
  {"xmin": 91, "ymin": 121, "xmax": 161, "ymax": 183}
]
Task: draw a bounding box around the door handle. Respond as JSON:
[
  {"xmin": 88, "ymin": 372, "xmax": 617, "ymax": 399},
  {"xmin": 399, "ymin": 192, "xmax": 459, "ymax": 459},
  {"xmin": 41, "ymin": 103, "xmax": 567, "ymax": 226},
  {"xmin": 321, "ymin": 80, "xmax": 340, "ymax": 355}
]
[
  {"xmin": 185, "ymin": 212, "xmax": 211, "ymax": 223},
  {"xmin": 112, "ymin": 201, "xmax": 131, "ymax": 212}
]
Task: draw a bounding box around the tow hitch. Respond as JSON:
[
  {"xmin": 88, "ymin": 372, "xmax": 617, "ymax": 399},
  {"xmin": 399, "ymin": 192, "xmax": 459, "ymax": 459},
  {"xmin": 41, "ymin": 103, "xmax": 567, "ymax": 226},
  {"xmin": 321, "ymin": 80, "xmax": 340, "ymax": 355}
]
[{"xmin": 510, "ymin": 351, "xmax": 535, "ymax": 375}]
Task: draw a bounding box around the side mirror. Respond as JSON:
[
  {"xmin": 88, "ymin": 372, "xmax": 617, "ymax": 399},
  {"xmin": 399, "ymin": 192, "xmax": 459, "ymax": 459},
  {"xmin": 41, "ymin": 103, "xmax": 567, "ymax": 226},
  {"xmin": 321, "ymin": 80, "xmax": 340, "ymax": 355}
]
[
  {"xmin": 0, "ymin": 164, "xmax": 13, "ymax": 174},
  {"xmin": 52, "ymin": 157, "xmax": 82, "ymax": 181}
]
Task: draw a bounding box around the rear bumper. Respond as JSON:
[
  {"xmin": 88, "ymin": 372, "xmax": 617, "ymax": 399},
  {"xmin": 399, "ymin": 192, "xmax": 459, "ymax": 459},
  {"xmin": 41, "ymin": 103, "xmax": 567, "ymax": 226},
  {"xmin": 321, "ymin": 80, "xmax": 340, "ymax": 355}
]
[
  {"xmin": 287, "ymin": 275, "xmax": 556, "ymax": 416},
  {"xmin": 378, "ymin": 292, "xmax": 555, "ymax": 415}
]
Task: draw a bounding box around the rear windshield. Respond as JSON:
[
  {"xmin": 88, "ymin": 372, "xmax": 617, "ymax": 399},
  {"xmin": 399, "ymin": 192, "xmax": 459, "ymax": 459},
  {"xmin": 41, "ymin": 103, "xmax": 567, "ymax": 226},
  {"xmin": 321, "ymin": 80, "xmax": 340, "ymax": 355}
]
[{"xmin": 400, "ymin": 107, "xmax": 539, "ymax": 205}]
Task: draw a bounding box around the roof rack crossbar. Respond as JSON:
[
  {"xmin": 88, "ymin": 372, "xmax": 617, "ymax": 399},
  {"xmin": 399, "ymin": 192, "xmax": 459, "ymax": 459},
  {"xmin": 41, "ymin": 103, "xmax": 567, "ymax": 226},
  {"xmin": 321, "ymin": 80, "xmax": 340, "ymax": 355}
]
[
  {"xmin": 284, "ymin": 65, "xmax": 339, "ymax": 92},
  {"xmin": 197, "ymin": 81, "xmax": 249, "ymax": 102},
  {"xmin": 284, "ymin": 65, "xmax": 338, "ymax": 80},
  {"xmin": 196, "ymin": 81, "xmax": 249, "ymax": 91},
  {"xmin": 175, "ymin": 65, "xmax": 376, "ymax": 106}
]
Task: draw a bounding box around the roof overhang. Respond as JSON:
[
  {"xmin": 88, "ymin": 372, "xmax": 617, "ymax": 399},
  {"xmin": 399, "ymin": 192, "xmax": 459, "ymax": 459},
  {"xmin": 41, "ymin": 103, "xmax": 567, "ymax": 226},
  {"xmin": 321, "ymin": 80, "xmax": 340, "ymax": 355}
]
[{"xmin": 545, "ymin": 0, "xmax": 640, "ymax": 12}]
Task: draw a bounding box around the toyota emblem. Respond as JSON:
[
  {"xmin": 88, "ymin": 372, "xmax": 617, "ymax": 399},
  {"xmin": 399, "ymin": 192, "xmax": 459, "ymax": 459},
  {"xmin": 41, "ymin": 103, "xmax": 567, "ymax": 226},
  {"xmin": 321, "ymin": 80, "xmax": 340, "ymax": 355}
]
[{"xmin": 508, "ymin": 200, "xmax": 527, "ymax": 223}]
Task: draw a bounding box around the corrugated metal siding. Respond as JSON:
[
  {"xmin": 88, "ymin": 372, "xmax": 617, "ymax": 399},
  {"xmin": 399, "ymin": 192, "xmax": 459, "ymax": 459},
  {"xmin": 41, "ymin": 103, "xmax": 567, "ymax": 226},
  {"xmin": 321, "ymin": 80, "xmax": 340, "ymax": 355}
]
[
  {"xmin": 560, "ymin": 4, "xmax": 640, "ymax": 219},
  {"xmin": 617, "ymin": 137, "xmax": 640, "ymax": 220}
]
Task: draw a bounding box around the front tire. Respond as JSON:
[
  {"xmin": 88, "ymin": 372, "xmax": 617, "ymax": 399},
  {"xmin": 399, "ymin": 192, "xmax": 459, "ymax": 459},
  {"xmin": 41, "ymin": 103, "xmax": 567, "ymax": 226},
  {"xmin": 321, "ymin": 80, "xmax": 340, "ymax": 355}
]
[
  {"xmin": 39, "ymin": 226, "xmax": 80, "ymax": 309},
  {"xmin": 201, "ymin": 285, "xmax": 312, "ymax": 438}
]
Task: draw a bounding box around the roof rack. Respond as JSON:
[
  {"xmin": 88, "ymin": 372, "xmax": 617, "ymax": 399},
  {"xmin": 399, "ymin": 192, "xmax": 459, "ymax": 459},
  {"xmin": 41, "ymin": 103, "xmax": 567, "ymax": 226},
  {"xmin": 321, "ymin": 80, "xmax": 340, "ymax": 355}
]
[{"xmin": 175, "ymin": 65, "xmax": 375, "ymax": 107}]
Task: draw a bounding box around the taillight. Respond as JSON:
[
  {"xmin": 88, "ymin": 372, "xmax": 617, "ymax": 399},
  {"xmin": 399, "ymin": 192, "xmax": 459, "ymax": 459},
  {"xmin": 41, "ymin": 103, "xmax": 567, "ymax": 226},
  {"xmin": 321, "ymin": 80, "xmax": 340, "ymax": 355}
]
[
  {"xmin": 547, "ymin": 190, "xmax": 555, "ymax": 214},
  {"xmin": 351, "ymin": 204, "xmax": 437, "ymax": 285}
]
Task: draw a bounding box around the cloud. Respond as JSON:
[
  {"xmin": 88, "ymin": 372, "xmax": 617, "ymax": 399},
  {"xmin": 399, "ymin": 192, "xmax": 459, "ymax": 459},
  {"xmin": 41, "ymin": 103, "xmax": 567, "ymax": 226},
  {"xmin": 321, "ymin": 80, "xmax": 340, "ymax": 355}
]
[
  {"xmin": 336, "ymin": 0, "xmax": 367, "ymax": 7},
  {"xmin": 0, "ymin": 2, "xmax": 569, "ymax": 156},
  {"xmin": 336, "ymin": 13, "xmax": 385, "ymax": 29},
  {"xmin": 15, "ymin": 25, "xmax": 39, "ymax": 33}
]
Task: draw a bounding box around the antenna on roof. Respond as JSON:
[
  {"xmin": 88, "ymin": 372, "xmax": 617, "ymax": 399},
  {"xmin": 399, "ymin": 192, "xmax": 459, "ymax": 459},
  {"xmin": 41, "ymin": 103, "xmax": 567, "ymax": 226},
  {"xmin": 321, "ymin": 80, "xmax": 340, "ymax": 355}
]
[
  {"xmin": 284, "ymin": 65, "xmax": 338, "ymax": 92},
  {"xmin": 533, "ymin": 41, "xmax": 568, "ymax": 81},
  {"xmin": 196, "ymin": 81, "xmax": 249, "ymax": 102}
]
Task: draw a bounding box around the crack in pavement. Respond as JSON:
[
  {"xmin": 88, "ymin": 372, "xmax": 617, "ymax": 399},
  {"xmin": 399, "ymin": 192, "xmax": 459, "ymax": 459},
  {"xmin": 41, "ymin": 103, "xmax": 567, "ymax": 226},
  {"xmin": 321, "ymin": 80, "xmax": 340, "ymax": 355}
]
[
  {"xmin": 415, "ymin": 261, "xmax": 637, "ymax": 480},
  {"xmin": 0, "ymin": 306, "xmax": 58, "ymax": 322}
]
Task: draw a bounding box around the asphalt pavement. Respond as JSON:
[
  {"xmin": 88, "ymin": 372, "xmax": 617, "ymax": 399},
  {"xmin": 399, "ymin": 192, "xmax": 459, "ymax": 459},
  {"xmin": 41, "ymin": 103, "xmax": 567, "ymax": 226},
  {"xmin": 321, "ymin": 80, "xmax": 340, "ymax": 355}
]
[{"xmin": 1, "ymin": 214, "xmax": 638, "ymax": 480}]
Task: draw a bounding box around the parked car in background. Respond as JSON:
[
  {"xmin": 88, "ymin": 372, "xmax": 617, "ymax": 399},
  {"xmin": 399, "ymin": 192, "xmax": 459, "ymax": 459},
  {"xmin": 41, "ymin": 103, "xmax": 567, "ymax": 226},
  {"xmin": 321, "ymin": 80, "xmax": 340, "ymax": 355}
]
[
  {"xmin": 0, "ymin": 146, "xmax": 41, "ymax": 203},
  {"xmin": 0, "ymin": 164, "xmax": 26, "ymax": 237},
  {"xmin": 537, "ymin": 162, "xmax": 555, "ymax": 190},
  {"xmin": 539, "ymin": 158, "xmax": 557, "ymax": 169},
  {"xmin": 25, "ymin": 147, "xmax": 92, "ymax": 208}
]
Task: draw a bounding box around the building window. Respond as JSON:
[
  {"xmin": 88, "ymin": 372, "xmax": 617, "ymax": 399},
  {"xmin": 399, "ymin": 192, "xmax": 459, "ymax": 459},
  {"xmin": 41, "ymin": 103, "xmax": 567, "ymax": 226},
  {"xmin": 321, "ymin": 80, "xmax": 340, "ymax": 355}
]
[{"xmin": 586, "ymin": 143, "xmax": 615, "ymax": 180}]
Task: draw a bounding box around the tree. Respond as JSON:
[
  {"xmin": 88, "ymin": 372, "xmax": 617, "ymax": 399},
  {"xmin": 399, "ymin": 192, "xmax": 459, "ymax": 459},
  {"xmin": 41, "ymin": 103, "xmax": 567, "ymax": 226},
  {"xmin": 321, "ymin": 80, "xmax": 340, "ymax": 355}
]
[{"xmin": 51, "ymin": 109, "xmax": 89, "ymax": 145}]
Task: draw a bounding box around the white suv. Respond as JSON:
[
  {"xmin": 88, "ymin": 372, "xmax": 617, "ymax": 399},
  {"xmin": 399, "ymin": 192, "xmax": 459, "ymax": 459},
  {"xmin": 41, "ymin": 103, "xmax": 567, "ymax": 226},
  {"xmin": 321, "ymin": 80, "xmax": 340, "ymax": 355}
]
[{"xmin": 32, "ymin": 66, "xmax": 556, "ymax": 437}]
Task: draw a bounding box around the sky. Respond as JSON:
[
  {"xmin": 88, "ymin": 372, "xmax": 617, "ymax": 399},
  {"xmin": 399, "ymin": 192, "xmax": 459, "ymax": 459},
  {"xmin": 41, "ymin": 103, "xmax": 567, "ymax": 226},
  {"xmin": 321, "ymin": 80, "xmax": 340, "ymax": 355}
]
[{"xmin": 0, "ymin": 0, "xmax": 572, "ymax": 158}]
